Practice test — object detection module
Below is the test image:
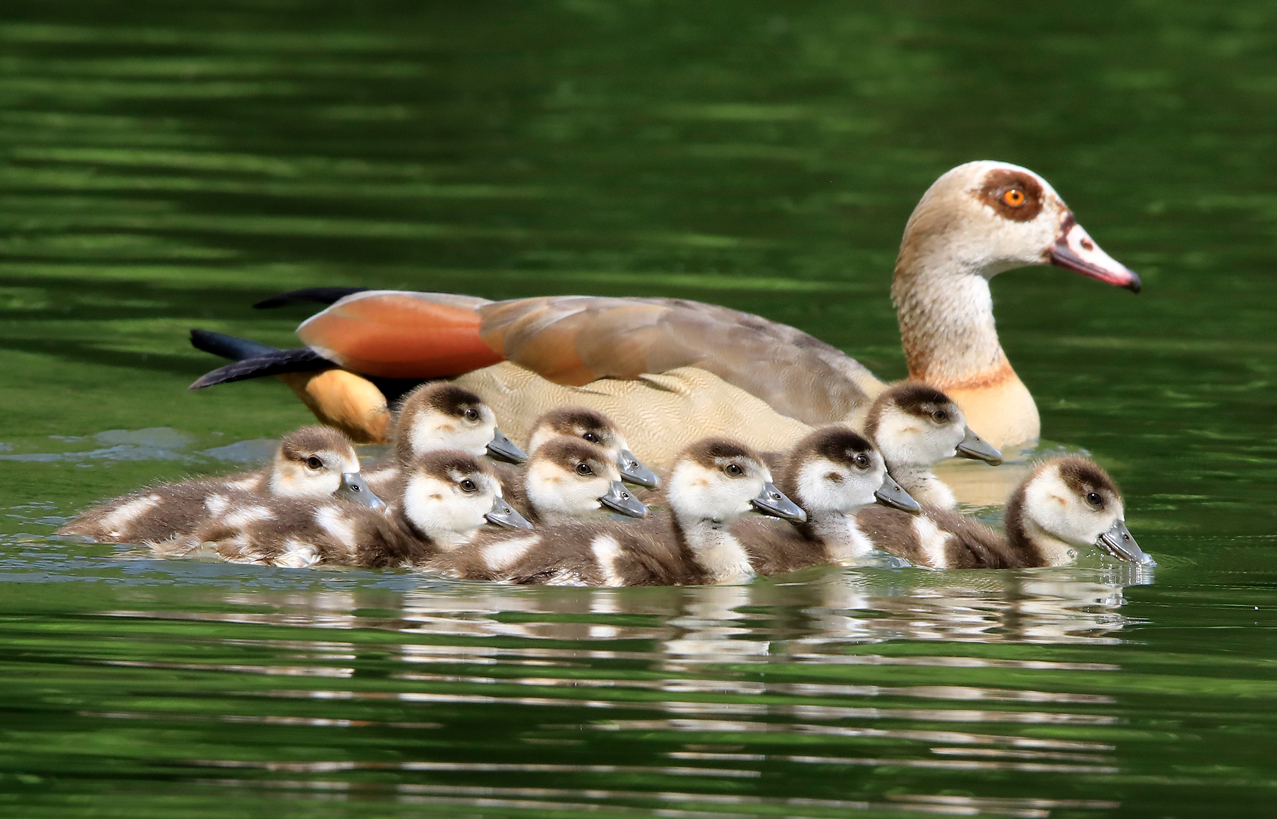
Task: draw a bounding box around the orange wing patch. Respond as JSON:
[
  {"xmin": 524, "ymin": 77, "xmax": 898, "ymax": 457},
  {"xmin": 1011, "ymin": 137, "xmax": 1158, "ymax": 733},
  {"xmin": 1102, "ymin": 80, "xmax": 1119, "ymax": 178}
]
[{"xmin": 298, "ymin": 292, "xmax": 503, "ymax": 378}]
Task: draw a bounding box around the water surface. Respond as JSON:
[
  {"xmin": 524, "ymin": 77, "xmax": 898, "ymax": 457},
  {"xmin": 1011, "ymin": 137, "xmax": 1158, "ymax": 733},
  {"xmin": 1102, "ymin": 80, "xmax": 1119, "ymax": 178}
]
[{"xmin": 2, "ymin": 2, "xmax": 1276, "ymax": 816}]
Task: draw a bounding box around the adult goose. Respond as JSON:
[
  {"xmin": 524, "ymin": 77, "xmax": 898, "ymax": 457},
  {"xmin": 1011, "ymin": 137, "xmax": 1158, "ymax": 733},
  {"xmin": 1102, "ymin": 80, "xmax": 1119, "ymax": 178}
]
[{"xmin": 189, "ymin": 161, "xmax": 1140, "ymax": 456}]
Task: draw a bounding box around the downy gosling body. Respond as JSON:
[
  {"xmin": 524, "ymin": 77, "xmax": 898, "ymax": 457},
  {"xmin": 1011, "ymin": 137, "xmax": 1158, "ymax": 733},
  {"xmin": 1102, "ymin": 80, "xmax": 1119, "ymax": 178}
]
[
  {"xmin": 57, "ymin": 426, "xmax": 383, "ymax": 545},
  {"xmin": 856, "ymin": 455, "xmax": 1154, "ymax": 569},
  {"xmin": 160, "ymin": 451, "xmax": 531, "ymax": 569},
  {"xmin": 429, "ymin": 438, "xmax": 805, "ymax": 586}
]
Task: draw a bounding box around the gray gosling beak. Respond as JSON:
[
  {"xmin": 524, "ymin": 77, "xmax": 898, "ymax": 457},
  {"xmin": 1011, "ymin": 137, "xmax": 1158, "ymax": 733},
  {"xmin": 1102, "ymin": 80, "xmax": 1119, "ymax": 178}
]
[
  {"xmin": 956, "ymin": 426, "xmax": 1003, "ymax": 465},
  {"xmin": 335, "ymin": 472, "xmax": 387, "ymax": 512},
  {"xmin": 617, "ymin": 450, "xmax": 660, "ymax": 488},
  {"xmin": 750, "ymin": 481, "xmax": 807, "ymax": 524},
  {"xmin": 875, "ymin": 473, "xmax": 922, "ymax": 515},
  {"xmin": 485, "ymin": 495, "xmax": 533, "ymax": 529},
  {"xmin": 599, "ymin": 480, "xmax": 649, "ymax": 518},
  {"xmin": 486, "ymin": 428, "xmax": 529, "ymax": 465},
  {"xmin": 1096, "ymin": 519, "xmax": 1155, "ymax": 567}
]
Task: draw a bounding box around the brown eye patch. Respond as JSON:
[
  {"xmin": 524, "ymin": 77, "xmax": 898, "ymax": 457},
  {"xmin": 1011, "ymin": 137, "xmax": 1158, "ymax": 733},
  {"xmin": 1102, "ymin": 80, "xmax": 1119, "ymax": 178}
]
[{"xmin": 975, "ymin": 169, "xmax": 1044, "ymax": 222}]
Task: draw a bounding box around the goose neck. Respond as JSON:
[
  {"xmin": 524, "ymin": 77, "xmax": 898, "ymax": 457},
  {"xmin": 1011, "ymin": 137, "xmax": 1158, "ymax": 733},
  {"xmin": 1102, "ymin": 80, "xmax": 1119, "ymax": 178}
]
[
  {"xmin": 892, "ymin": 252, "xmax": 1013, "ymax": 389},
  {"xmin": 805, "ymin": 509, "xmax": 875, "ymax": 562},
  {"xmin": 674, "ymin": 511, "xmax": 755, "ymax": 584}
]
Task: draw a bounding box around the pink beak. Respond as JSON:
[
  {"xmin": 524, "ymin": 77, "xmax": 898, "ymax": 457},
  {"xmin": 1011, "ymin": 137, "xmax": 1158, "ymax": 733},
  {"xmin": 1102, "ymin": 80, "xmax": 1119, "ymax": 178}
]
[{"xmin": 1048, "ymin": 214, "xmax": 1142, "ymax": 293}]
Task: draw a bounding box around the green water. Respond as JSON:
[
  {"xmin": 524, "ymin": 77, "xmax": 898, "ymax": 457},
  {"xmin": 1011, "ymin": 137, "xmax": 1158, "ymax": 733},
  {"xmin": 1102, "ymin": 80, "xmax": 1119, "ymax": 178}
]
[{"xmin": 3, "ymin": 1, "xmax": 1276, "ymax": 816}]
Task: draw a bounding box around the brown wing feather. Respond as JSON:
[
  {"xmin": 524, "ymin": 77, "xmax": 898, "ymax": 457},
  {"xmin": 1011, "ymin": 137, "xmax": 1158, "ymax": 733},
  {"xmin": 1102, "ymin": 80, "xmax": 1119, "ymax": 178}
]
[{"xmin": 477, "ymin": 296, "xmax": 881, "ymax": 425}]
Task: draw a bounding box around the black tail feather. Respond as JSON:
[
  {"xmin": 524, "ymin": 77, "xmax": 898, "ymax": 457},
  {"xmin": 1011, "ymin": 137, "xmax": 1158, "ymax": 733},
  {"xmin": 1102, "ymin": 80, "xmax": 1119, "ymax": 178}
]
[
  {"xmin": 190, "ymin": 328, "xmax": 282, "ymax": 361},
  {"xmin": 189, "ymin": 348, "xmax": 335, "ymax": 390},
  {"xmin": 253, "ymin": 287, "xmax": 369, "ymax": 309}
]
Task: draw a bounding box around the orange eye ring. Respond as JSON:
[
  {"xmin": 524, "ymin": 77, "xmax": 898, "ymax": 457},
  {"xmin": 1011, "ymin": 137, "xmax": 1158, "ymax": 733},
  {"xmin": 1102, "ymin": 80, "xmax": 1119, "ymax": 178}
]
[{"xmin": 1003, "ymin": 189, "xmax": 1026, "ymax": 207}]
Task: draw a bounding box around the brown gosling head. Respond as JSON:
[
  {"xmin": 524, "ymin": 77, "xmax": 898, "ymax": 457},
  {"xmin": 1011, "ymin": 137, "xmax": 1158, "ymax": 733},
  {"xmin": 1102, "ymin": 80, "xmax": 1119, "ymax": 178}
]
[
  {"xmin": 864, "ymin": 383, "xmax": 1002, "ymax": 468},
  {"xmin": 392, "ymin": 383, "xmax": 527, "ymax": 465},
  {"xmin": 784, "ymin": 426, "xmax": 920, "ymax": 517},
  {"xmin": 1010, "ymin": 455, "xmax": 1153, "ymax": 567},
  {"xmin": 400, "ymin": 450, "xmax": 531, "ymax": 546},
  {"xmin": 667, "ymin": 437, "xmax": 806, "ymax": 526},
  {"xmin": 527, "ymin": 406, "xmax": 658, "ymax": 488},
  {"xmin": 270, "ymin": 426, "xmax": 365, "ymax": 499},
  {"xmin": 525, "ymin": 436, "xmax": 649, "ymax": 522}
]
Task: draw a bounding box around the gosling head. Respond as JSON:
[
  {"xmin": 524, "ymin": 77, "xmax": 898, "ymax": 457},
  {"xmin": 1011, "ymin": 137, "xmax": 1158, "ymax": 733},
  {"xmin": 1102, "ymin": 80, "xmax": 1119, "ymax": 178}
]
[
  {"xmin": 898, "ymin": 161, "xmax": 1141, "ymax": 292},
  {"xmin": 525, "ymin": 436, "xmax": 649, "ymax": 523},
  {"xmin": 400, "ymin": 450, "xmax": 531, "ymax": 547},
  {"xmin": 864, "ymin": 384, "xmax": 1002, "ymax": 468},
  {"xmin": 527, "ymin": 406, "xmax": 658, "ymax": 488},
  {"xmin": 269, "ymin": 426, "xmax": 381, "ymax": 508},
  {"xmin": 667, "ymin": 438, "xmax": 806, "ymax": 526},
  {"xmin": 1010, "ymin": 455, "xmax": 1153, "ymax": 567},
  {"xmin": 393, "ymin": 383, "xmax": 527, "ymax": 465},
  {"xmin": 784, "ymin": 426, "xmax": 921, "ymax": 517}
]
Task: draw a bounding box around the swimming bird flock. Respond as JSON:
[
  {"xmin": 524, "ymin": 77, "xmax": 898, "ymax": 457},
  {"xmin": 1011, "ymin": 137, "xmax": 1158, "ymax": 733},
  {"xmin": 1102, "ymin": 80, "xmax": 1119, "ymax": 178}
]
[{"xmin": 59, "ymin": 161, "xmax": 1156, "ymax": 582}]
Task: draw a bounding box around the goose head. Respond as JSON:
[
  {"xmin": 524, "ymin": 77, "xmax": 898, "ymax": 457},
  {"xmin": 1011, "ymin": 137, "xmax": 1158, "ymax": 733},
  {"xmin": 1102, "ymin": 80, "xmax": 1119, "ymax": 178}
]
[
  {"xmin": 401, "ymin": 450, "xmax": 532, "ymax": 547},
  {"xmin": 667, "ymin": 438, "xmax": 806, "ymax": 526},
  {"xmin": 392, "ymin": 383, "xmax": 527, "ymax": 465},
  {"xmin": 1009, "ymin": 456, "xmax": 1153, "ymax": 567},
  {"xmin": 526, "ymin": 406, "xmax": 659, "ymax": 488},
  {"xmin": 268, "ymin": 425, "xmax": 384, "ymax": 509},
  {"xmin": 864, "ymin": 384, "xmax": 1002, "ymax": 469},
  {"xmin": 525, "ymin": 436, "xmax": 650, "ymax": 522},
  {"xmin": 897, "ymin": 160, "xmax": 1141, "ymax": 290},
  {"xmin": 783, "ymin": 426, "xmax": 921, "ymax": 517}
]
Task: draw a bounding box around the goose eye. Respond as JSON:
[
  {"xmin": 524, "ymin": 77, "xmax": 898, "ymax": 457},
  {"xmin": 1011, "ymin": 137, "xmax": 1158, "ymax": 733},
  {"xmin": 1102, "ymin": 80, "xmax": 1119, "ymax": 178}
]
[
  {"xmin": 575, "ymin": 462, "xmax": 593, "ymax": 476},
  {"xmin": 459, "ymin": 479, "xmax": 478, "ymax": 493},
  {"xmin": 463, "ymin": 408, "xmax": 480, "ymax": 422},
  {"xmin": 725, "ymin": 463, "xmax": 744, "ymax": 477},
  {"xmin": 583, "ymin": 432, "xmax": 600, "ymax": 444},
  {"xmin": 1002, "ymin": 189, "xmax": 1026, "ymax": 207},
  {"xmin": 932, "ymin": 409, "xmax": 948, "ymax": 423},
  {"xmin": 854, "ymin": 453, "xmax": 870, "ymax": 469},
  {"xmin": 1085, "ymin": 491, "xmax": 1103, "ymax": 508},
  {"xmin": 305, "ymin": 456, "xmax": 324, "ymax": 470}
]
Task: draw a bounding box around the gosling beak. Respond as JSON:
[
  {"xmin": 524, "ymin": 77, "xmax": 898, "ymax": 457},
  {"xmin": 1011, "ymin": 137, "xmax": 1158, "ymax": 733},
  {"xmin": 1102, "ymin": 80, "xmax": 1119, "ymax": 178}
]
[
  {"xmin": 875, "ymin": 474, "xmax": 922, "ymax": 515},
  {"xmin": 486, "ymin": 428, "xmax": 529, "ymax": 465},
  {"xmin": 335, "ymin": 472, "xmax": 387, "ymax": 512},
  {"xmin": 617, "ymin": 449, "xmax": 660, "ymax": 488},
  {"xmin": 599, "ymin": 480, "xmax": 649, "ymax": 518},
  {"xmin": 956, "ymin": 426, "xmax": 1003, "ymax": 465},
  {"xmin": 750, "ymin": 481, "xmax": 807, "ymax": 524},
  {"xmin": 1096, "ymin": 519, "xmax": 1155, "ymax": 567},
  {"xmin": 485, "ymin": 495, "xmax": 533, "ymax": 530},
  {"xmin": 1048, "ymin": 213, "xmax": 1142, "ymax": 293}
]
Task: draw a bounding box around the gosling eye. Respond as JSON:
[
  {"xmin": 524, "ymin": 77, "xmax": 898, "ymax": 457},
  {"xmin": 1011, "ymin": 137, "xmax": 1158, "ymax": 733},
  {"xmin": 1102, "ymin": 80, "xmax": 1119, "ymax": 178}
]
[
  {"xmin": 1085, "ymin": 491, "xmax": 1103, "ymax": 508},
  {"xmin": 459, "ymin": 478, "xmax": 478, "ymax": 493},
  {"xmin": 724, "ymin": 463, "xmax": 744, "ymax": 477},
  {"xmin": 575, "ymin": 462, "xmax": 594, "ymax": 477},
  {"xmin": 853, "ymin": 453, "xmax": 870, "ymax": 469},
  {"xmin": 305, "ymin": 456, "xmax": 324, "ymax": 470},
  {"xmin": 583, "ymin": 432, "xmax": 600, "ymax": 444},
  {"xmin": 932, "ymin": 409, "xmax": 948, "ymax": 423},
  {"xmin": 463, "ymin": 407, "xmax": 480, "ymax": 422}
]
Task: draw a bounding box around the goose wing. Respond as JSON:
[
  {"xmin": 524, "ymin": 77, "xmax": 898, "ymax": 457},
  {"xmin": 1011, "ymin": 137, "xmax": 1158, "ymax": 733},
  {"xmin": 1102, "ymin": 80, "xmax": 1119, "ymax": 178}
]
[{"xmin": 298, "ymin": 292, "xmax": 882, "ymax": 425}]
